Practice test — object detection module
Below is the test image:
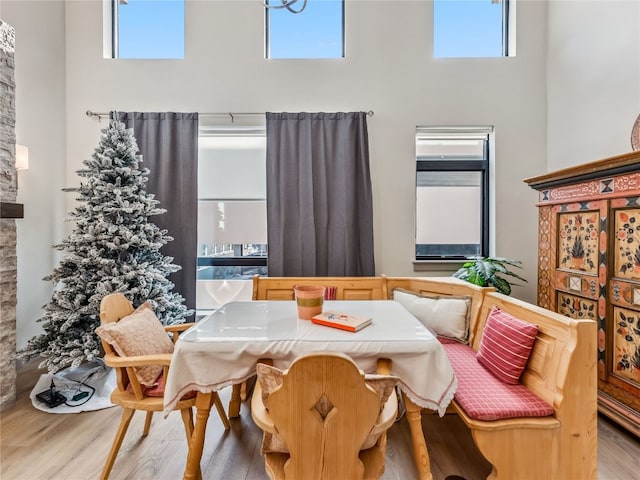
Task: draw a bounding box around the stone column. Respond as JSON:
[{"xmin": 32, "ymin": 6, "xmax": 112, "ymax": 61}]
[{"xmin": 0, "ymin": 19, "xmax": 17, "ymax": 411}]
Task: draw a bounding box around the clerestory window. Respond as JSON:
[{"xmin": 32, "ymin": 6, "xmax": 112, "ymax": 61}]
[
  {"xmin": 107, "ymin": 0, "xmax": 185, "ymax": 59},
  {"xmin": 265, "ymin": 0, "xmax": 345, "ymax": 59},
  {"xmin": 433, "ymin": 0, "xmax": 515, "ymax": 58}
]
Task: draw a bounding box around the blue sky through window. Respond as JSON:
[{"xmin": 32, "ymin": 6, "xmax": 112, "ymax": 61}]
[
  {"xmin": 114, "ymin": 0, "xmax": 505, "ymax": 60},
  {"xmin": 117, "ymin": 0, "xmax": 184, "ymax": 59},
  {"xmin": 434, "ymin": 0, "xmax": 505, "ymax": 58},
  {"xmin": 267, "ymin": 0, "xmax": 344, "ymax": 59}
]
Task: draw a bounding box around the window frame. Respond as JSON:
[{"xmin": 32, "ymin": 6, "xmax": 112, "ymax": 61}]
[
  {"xmin": 502, "ymin": 0, "xmax": 511, "ymax": 57},
  {"xmin": 433, "ymin": 0, "xmax": 515, "ymax": 58},
  {"xmin": 108, "ymin": 0, "xmax": 185, "ymax": 59},
  {"xmin": 414, "ymin": 127, "xmax": 493, "ymax": 262}
]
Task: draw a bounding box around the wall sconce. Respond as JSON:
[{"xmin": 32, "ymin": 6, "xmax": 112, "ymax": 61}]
[{"xmin": 15, "ymin": 144, "xmax": 29, "ymax": 170}]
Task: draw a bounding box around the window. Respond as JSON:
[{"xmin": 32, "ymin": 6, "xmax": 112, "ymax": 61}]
[
  {"xmin": 266, "ymin": 0, "xmax": 345, "ymax": 59},
  {"xmin": 197, "ymin": 127, "xmax": 268, "ymax": 281},
  {"xmin": 415, "ymin": 127, "xmax": 492, "ymax": 260},
  {"xmin": 108, "ymin": 0, "xmax": 184, "ymax": 59},
  {"xmin": 433, "ymin": 0, "xmax": 514, "ymax": 58}
]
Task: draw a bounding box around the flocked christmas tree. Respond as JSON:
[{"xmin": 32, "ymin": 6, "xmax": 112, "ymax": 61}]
[{"xmin": 19, "ymin": 119, "xmax": 192, "ymax": 373}]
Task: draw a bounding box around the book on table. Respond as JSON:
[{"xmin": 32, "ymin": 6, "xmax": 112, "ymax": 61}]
[{"xmin": 311, "ymin": 311, "xmax": 372, "ymax": 332}]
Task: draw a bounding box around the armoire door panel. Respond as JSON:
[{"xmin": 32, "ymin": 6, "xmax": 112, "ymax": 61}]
[
  {"xmin": 610, "ymin": 305, "xmax": 640, "ymax": 388},
  {"xmin": 556, "ymin": 210, "xmax": 600, "ymax": 273}
]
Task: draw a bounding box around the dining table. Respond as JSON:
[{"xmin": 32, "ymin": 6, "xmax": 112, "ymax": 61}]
[{"xmin": 164, "ymin": 299, "xmax": 458, "ymax": 480}]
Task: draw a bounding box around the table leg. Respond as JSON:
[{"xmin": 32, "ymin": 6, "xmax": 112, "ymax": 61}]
[
  {"xmin": 402, "ymin": 392, "xmax": 433, "ymax": 480},
  {"xmin": 228, "ymin": 384, "xmax": 242, "ymax": 418},
  {"xmin": 184, "ymin": 392, "xmax": 213, "ymax": 480}
]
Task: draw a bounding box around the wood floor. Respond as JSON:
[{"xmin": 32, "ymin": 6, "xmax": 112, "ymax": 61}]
[{"xmin": 2, "ymin": 366, "xmax": 640, "ymax": 480}]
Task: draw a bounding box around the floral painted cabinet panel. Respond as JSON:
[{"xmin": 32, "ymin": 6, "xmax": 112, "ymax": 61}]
[
  {"xmin": 525, "ymin": 150, "xmax": 640, "ymax": 437},
  {"xmin": 613, "ymin": 208, "xmax": 640, "ymax": 279},
  {"xmin": 610, "ymin": 204, "xmax": 640, "ymax": 399},
  {"xmin": 558, "ymin": 211, "xmax": 600, "ymax": 273},
  {"xmin": 612, "ymin": 306, "xmax": 640, "ymax": 384},
  {"xmin": 549, "ymin": 201, "xmax": 606, "ymax": 320}
]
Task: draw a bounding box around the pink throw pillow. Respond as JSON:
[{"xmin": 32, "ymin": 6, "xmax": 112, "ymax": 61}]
[{"xmin": 476, "ymin": 306, "xmax": 538, "ymax": 385}]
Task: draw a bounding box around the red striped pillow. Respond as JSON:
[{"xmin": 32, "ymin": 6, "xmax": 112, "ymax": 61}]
[{"xmin": 476, "ymin": 306, "xmax": 538, "ymax": 385}]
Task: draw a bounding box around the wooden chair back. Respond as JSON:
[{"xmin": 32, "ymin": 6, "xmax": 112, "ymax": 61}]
[
  {"xmin": 98, "ymin": 293, "xmax": 190, "ymax": 398},
  {"xmin": 99, "ymin": 293, "xmax": 138, "ymax": 395},
  {"xmin": 99, "ymin": 292, "xmax": 135, "ymax": 324},
  {"xmin": 257, "ymin": 353, "xmax": 392, "ymax": 480}
]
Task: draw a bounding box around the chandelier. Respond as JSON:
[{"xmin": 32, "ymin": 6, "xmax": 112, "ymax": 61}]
[{"xmin": 262, "ymin": 0, "xmax": 308, "ymax": 14}]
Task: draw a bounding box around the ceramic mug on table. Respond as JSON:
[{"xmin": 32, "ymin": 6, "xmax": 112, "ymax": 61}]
[{"xmin": 293, "ymin": 286, "xmax": 325, "ymax": 320}]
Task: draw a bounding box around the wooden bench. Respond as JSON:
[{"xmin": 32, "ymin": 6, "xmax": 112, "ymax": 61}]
[
  {"xmin": 250, "ymin": 275, "xmax": 598, "ymax": 480},
  {"xmin": 448, "ymin": 291, "xmax": 597, "ymax": 480},
  {"xmin": 387, "ymin": 277, "xmax": 597, "ymax": 479}
]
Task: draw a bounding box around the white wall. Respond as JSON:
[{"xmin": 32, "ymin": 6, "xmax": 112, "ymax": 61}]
[
  {"xmin": 547, "ymin": 0, "xmax": 640, "ymax": 169},
  {"xmin": 1, "ymin": 1, "xmax": 67, "ymax": 351},
  {"xmin": 64, "ymin": 0, "xmax": 547, "ymax": 300},
  {"xmin": 12, "ymin": 0, "xmax": 636, "ymax": 350}
]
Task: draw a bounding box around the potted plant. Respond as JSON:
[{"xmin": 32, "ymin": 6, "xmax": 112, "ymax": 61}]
[{"xmin": 452, "ymin": 256, "xmax": 527, "ymax": 296}]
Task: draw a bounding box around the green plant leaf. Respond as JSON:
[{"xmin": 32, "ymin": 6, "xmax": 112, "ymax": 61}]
[
  {"xmin": 466, "ymin": 271, "xmax": 485, "ymax": 286},
  {"xmin": 451, "ymin": 255, "xmax": 527, "ymax": 296},
  {"xmin": 452, "ymin": 267, "xmax": 469, "ymax": 280},
  {"xmin": 492, "ymin": 277, "xmax": 512, "ymax": 295},
  {"xmin": 486, "ymin": 257, "xmax": 523, "ymax": 267}
]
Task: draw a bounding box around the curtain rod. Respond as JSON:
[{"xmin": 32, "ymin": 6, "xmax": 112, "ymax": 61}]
[{"xmin": 86, "ymin": 110, "xmax": 374, "ymax": 122}]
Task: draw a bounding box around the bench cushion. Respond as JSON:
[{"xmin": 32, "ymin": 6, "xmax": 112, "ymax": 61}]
[
  {"xmin": 126, "ymin": 371, "xmax": 197, "ymax": 400},
  {"xmin": 443, "ymin": 342, "xmax": 554, "ymax": 421}
]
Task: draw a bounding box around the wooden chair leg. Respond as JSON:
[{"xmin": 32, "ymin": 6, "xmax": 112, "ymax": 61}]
[
  {"xmin": 142, "ymin": 411, "xmax": 153, "ymax": 437},
  {"xmin": 180, "ymin": 407, "xmax": 195, "ymax": 443},
  {"xmin": 101, "ymin": 408, "xmax": 135, "ymax": 480},
  {"xmin": 229, "ymin": 384, "xmax": 242, "ymax": 418},
  {"xmin": 212, "ymin": 392, "xmax": 231, "ymax": 430},
  {"xmin": 240, "ymin": 380, "xmax": 248, "ymax": 401}
]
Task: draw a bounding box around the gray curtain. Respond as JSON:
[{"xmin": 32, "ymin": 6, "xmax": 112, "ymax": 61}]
[
  {"xmin": 112, "ymin": 112, "xmax": 198, "ymax": 315},
  {"xmin": 266, "ymin": 112, "xmax": 375, "ymax": 276}
]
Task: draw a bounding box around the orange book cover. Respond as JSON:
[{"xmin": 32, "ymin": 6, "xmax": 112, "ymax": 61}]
[{"xmin": 311, "ymin": 311, "xmax": 372, "ymax": 332}]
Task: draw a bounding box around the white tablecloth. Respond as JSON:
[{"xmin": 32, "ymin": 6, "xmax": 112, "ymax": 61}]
[{"xmin": 164, "ymin": 300, "xmax": 457, "ymax": 416}]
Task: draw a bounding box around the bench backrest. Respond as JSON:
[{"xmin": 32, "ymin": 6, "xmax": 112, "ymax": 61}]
[
  {"xmin": 471, "ymin": 292, "xmax": 597, "ymax": 412},
  {"xmin": 252, "ymin": 275, "xmax": 387, "ymax": 301}
]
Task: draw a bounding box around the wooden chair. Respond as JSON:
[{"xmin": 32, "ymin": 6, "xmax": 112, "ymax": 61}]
[
  {"xmin": 251, "ymin": 353, "xmax": 398, "ymax": 480},
  {"xmin": 97, "ymin": 293, "xmax": 229, "ymax": 480}
]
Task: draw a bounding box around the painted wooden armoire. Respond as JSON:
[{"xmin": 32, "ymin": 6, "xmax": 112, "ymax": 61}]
[{"xmin": 525, "ymin": 150, "xmax": 640, "ymax": 436}]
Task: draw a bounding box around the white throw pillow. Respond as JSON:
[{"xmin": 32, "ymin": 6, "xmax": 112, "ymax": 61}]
[
  {"xmin": 95, "ymin": 306, "xmax": 174, "ymax": 387},
  {"xmin": 393, "ymin": 288, "xmax": 471, "ymax": 344}
]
